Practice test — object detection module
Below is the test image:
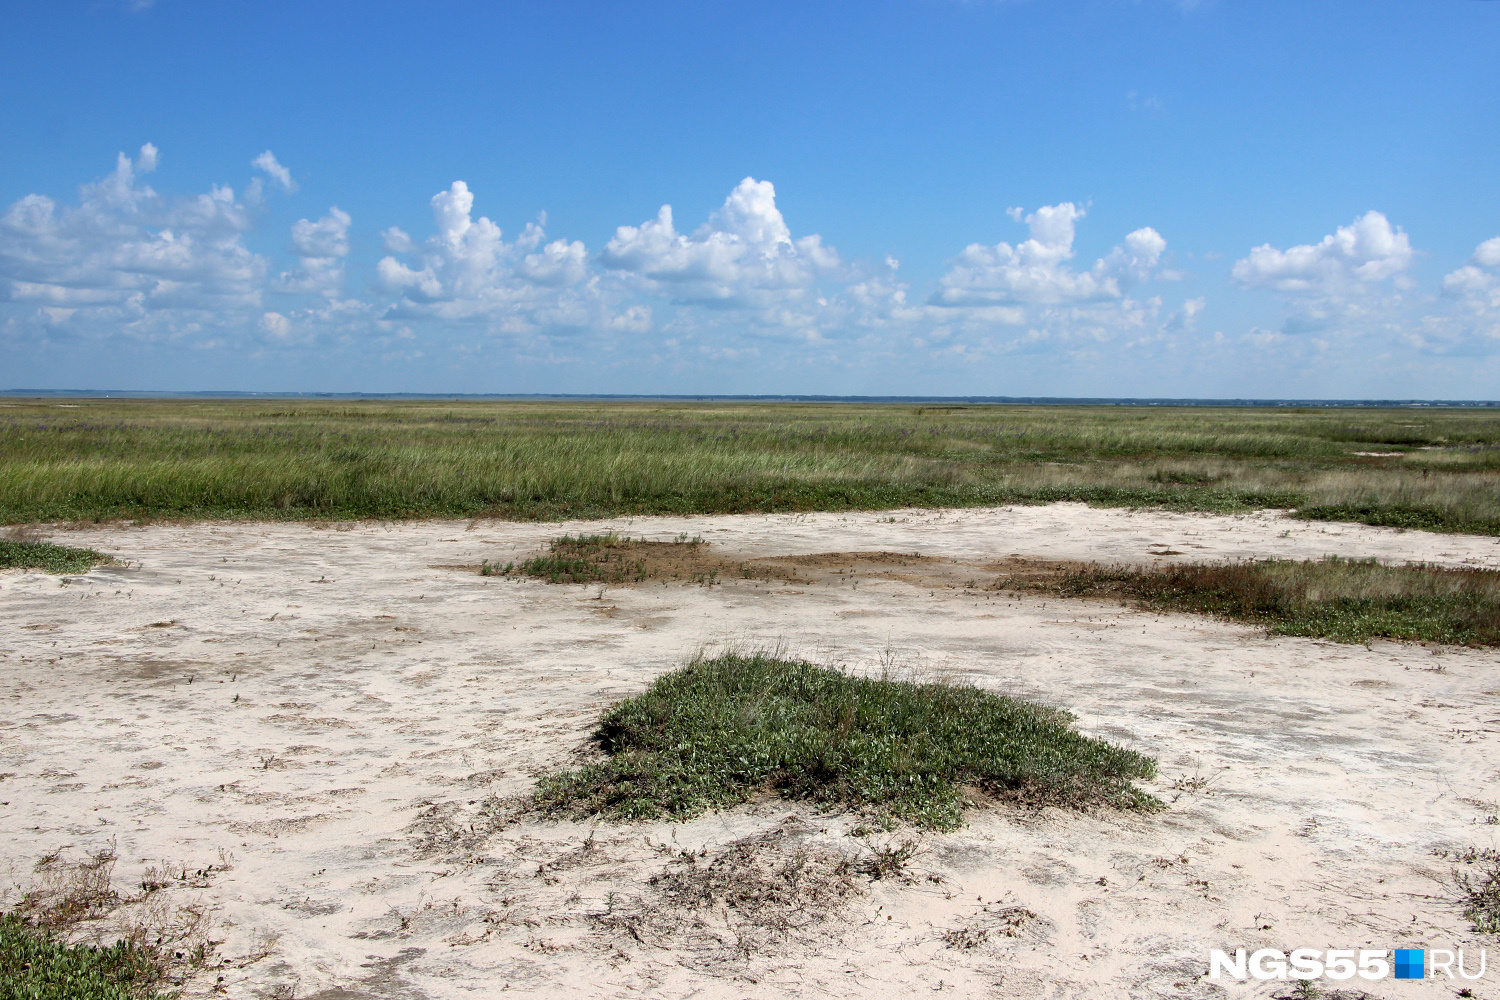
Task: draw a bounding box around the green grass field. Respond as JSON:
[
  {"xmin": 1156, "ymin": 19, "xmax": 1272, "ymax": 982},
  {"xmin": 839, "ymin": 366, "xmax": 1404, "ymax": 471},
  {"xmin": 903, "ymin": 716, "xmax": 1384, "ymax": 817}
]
[{"xmin": 2, "ymin": 398, "xmax": 1498, "ymax": 533}]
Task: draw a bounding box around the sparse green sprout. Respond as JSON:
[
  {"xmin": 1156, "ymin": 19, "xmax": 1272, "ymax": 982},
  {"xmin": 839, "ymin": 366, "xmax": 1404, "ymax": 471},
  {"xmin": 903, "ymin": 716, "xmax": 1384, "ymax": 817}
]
[{"xmin": 534, "ymin": 653, "xmax": 1159, "ymax": 830}]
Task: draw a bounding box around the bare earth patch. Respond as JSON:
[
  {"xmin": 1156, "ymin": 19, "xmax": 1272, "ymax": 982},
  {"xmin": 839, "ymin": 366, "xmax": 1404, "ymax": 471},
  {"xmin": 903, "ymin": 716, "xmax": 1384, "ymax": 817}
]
[{"xmin": 2, "ymin": 504, "xmax": 1499, "ymax": 998}]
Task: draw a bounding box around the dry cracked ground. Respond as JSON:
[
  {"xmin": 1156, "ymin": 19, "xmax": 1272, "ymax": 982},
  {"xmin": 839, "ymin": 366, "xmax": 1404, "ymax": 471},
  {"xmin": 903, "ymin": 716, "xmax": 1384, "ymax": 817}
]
[{"xmin": 2, "ymin": 504, "xmax": 1499, "ymax": 999}]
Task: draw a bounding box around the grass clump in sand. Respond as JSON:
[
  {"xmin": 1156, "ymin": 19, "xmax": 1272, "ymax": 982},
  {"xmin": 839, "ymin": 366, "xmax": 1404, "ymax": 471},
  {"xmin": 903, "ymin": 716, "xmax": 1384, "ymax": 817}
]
[
  {"xmin": 508, "ymin": 533, "xmax": 651, "ymax": 584},
  {"xmin": 1033, "ymin": 557, "xmax": 1500, "ymax": 646},
  {"xmin": 533, "ymin": 652, "xmax": 1159, "ymax": 830},
  {"xmin": 0, "ymin": 530, "xmax": 112, "ymax": 574},
  {"xmin": 0, "ymin": 914, "xmax": 169, "ymax": 1000},
  {"xmin": 489, "ymin": 532, "xmax": 740, "ymax": 586}
]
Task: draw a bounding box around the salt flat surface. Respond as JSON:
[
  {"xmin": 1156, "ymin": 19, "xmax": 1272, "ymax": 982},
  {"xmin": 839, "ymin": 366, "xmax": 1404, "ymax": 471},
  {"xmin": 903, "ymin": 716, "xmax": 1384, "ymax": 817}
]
[{"xmin": 2, "ymin": 504, "xmax": 1498, "ymax": 998}]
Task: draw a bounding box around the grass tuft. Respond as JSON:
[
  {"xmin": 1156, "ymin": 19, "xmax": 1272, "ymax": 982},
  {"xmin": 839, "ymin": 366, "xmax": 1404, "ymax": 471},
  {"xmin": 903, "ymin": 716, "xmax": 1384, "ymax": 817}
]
[
  {"xmin": 1029, "ymin": 557, "xmax": 1500, "ymax": 646},
  {"xmin": 2, "ymin": 846, "xmax": 226, "ymax": 998},
  {"xmin": 533, "ymin": 652, "xmax": 1159, "ymax": 830}
]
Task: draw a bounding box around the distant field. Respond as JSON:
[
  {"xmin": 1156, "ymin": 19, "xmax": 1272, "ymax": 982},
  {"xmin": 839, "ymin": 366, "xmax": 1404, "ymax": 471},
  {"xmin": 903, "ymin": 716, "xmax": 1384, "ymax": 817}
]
[{"xmin": 1, "ymin": 398, "xmax": 1497, "ymax": 534}]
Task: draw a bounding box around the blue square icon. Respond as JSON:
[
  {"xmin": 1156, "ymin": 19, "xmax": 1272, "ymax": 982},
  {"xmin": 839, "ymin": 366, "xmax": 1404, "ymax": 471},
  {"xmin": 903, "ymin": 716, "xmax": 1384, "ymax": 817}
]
[{"xmin": 1394, "ymin": 949, "xmax": 1425, "ymax": 979}]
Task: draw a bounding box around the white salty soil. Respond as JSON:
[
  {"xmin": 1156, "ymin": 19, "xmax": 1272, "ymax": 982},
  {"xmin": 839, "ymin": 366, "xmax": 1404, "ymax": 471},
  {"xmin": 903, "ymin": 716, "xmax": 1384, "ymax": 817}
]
[{"xmin": 2, "ymin": 503, "xmax": 1499, "ymax": 1000}]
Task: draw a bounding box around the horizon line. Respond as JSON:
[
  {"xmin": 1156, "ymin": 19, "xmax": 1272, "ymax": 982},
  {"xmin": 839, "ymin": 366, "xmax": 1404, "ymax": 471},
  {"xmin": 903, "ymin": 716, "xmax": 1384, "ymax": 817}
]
[{"xmin": 3, "ymin": 390, "xmax": 1498, "ymax": 408}]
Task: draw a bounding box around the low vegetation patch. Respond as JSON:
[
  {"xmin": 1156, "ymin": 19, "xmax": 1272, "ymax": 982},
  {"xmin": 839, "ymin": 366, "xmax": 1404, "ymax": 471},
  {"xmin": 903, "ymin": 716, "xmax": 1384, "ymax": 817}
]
[
  {"xmin": 0, "ymin": 533, "xmax": 112, "ymax": 574},
  {"xmin": 487, "ymin": 532, "xmax": 674, "ymax": 584},
  {"xmin": 1012, "ymin": 557, "xmax": 1500, "ymax": 647},
  {"xmin": 489, "ymin": 534, "xmax": 947, "ymax": 589},
  {"xmin": 1, "ymin": 846, "xmax": 227, "ymax": 999},
  {"xmin": 488, "ymin": 532, "xmax": 754, "ymax": 586},
  {"xmin": 533, "ymin": 652, "xmax": 1159, "ymax": 830},
  {"xmin": 0, "ymin": 914, "xmax": 168, "ymax": 1000}
]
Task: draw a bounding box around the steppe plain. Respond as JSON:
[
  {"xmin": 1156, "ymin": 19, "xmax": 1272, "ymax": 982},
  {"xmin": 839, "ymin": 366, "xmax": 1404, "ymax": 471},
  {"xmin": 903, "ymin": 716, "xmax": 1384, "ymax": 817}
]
[{"xmin": 2, "ymin": 400, "xmax": 1499, "ymax": 998}]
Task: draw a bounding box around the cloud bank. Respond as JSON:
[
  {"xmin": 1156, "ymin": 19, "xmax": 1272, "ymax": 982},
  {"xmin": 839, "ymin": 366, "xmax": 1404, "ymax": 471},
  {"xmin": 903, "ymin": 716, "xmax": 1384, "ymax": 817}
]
[
  {"xmin": 0, "ymin": 145, "xmax": 267, "ymax": 340},
  {"xmin": 4, "ymin": 145, "xmax": 1498, "ymax": 393}
]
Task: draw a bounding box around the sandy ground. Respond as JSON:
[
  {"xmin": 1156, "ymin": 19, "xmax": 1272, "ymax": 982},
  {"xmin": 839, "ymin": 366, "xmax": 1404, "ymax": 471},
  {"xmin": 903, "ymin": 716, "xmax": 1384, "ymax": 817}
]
[{"xmin": 2, "ymin": 503, "xmax": 1499, "ymax": 999}]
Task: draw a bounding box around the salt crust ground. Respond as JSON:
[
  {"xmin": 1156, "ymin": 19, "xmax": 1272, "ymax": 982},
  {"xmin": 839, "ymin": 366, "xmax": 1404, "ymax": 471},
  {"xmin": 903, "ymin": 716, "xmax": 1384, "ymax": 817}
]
[{"xmin": 2, "ymin": 503, "xmax": 1499, "ymax": 999}]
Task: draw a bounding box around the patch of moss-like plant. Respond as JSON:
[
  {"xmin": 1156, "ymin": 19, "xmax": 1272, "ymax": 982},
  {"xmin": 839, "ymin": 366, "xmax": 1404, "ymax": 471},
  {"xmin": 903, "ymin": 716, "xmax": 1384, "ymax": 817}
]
[
  {"xmin": 0, "ymin": 539, "xmax": 112, "ymax": 574},
  {"xmin": 533, "ymin": 653, "xmax": 1159, "ymax": 830},
  {"xmin": 0, "ymin": 913, "xmax": 169, "ymax": 1000}
]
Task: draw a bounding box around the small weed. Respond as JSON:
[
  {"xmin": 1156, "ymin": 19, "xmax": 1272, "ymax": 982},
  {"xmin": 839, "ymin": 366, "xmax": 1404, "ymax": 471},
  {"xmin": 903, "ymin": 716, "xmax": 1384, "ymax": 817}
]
[
  {"xmin": 941, "ymin": 925, "xmax": 989, "ymax": 950},
  {"xmin": 504, "ymin": 533, "xmax": 748, "ymax": 586},
  {"xmin": 941, "ymin": 905, "xmax": 1040, "ymax": 951},
  {"xmin": 1436, "ymin": 846, "xmax": 1500, "ymax": 934},
  {"xmin": 1149, "ymin": 469, "xmax": 1222, "ymax": 485},
  {"xmin": 18, "ymin": 847, "xmax": 122, "ymax": 927},
  {"xmin": 857, "ymin": 839, "xmax": 921, "ymax": 881}
]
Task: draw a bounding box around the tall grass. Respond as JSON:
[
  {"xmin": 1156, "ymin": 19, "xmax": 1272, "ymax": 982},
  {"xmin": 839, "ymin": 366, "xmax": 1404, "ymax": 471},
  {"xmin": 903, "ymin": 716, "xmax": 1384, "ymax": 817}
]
[
  {"xmin": 533, "ymin": 652, "xmax": 1159, "ymax": 829},
  {"xmin": 1, "ymin": 398, "xmax": 1497, "ymax": 533}
]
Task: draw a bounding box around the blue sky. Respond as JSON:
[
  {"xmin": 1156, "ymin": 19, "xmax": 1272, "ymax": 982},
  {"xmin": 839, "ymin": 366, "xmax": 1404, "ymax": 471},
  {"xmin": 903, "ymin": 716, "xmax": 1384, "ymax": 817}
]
[{"xmin": 3, "ymin": 0, "xmax": 1498, "ymax": 397}]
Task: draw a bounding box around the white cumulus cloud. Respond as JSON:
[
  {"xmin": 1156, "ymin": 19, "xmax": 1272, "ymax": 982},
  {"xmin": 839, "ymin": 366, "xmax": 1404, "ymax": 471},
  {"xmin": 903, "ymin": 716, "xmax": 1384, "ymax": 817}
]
[
  {"xmin": 375, "ymin": 180, "xmax": 602, "ymax": 332},
  {"xmin": 1230, "ymin": 211, "xmax": 1414, "ymax": 336},
  {"xmin": 1441, "ymin": 237, "xmax": 1500, "ymax": 301},
  {"xmin": 1232, "ymin": 211, "xmax": 1412, "ymax": 294},
  {"xmin": 1166, "ymin": 296, "xmax": 1205, "ymax": 332},
  {"xmin": 599, "ymin": 177, "xmax": 839, "ymax": 307},
  {"xmin": 1412, "ymin": 236, "xmax": 1500, "ymax": 354},
  {"xmin": 931, "ymin": 203, "xmax": 1166, "ymax": 308}
]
